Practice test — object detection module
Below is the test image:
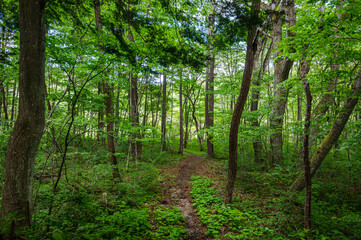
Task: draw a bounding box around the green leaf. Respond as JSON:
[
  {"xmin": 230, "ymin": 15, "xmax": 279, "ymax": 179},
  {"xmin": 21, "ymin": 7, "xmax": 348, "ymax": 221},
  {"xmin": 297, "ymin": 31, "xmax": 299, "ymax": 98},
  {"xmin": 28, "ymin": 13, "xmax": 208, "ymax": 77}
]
[{"xmin": 52, "ymin": 229, "xmax": 65, "ymax": 240}]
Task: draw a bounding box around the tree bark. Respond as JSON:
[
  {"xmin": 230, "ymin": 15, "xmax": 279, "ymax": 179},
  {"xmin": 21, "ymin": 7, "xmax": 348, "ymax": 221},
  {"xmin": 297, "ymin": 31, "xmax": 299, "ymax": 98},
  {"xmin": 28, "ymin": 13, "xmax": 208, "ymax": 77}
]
[
  {"xmin": 94, "ymin": 0, "xmax": 120, "ymax": 180},
  {"xmin": 127, "ymin": 27, "xmax": 142, "ymax": 161},
  {"xmin": 161, "ymin": 73, "xmax": 167, "ymax": 151},
  {"xmin": 300, "ymin": 61, "xmax": 312, "ymax": 230},
  {"xmin": 129, "ymin": 72, "xmax": 142, "ymax": 160},
  {"xmin": 1, "ymin": 0, "xmax": 46, "ymax": 228},
  {"xmin": 104, "ymin": 83, "xmax": 121, "ymax": 179},
  {"xmin": 184, "ymin": 85, "xmax": 190, "ymax": 149},
  {"xmin": 225, "ymin": 0, "xmax": 260, "ymax": 204},
  {"xmin": 250, "ymin": 37, "xmax": 267, "ymax": 164},
  {"xmin": 0, "ymin": 80, "xmax": 8, "ymax": 120},
  {"xmin": 290, "ymin": 68, "xmax": 361, "ymax": 192},
  {"xmin": 205, "ymin": 1, "xmax": 215, "ymax": 158},
  {"xmin": 309, "ymin": 64, "xmax": 339, "ymax": 148},
  {"xmin": 185, "ymin": 84, "xmax": 204, "ymax": 151},
  {"xmin": 179, "ymin": 70, "xmax": 184, "ymax": 154},
  {"xmin": 269, "ymin": 0, "xmax": 296, "ymax": 165}
]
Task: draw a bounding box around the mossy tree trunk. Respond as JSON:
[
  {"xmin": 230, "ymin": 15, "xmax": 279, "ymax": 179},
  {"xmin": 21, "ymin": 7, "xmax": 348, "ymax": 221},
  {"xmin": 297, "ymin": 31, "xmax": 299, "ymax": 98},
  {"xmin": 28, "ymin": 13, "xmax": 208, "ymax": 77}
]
[{"xmin": 290, "ymin": 68, "xmax": 361, "ymax": 192}]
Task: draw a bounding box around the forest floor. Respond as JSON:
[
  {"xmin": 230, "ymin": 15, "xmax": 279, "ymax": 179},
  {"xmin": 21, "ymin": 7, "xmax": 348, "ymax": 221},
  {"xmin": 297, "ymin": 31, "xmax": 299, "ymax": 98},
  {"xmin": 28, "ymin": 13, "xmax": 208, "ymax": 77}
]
[{"xmin": 159, "ymin": 152, "xmax": 212, "ymax": 240}]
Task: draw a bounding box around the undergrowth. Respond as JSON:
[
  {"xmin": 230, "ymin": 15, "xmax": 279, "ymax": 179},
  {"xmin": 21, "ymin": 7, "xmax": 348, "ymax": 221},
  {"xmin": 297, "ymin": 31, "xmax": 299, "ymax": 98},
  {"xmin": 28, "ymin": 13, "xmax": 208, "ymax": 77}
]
[
  {"xmin": 190, "ymin": 176, "xmax": 278, "ymax": 239},
  {"xmin": 0, "ymin": 146, "xmax": 187, "ymax": 239}
]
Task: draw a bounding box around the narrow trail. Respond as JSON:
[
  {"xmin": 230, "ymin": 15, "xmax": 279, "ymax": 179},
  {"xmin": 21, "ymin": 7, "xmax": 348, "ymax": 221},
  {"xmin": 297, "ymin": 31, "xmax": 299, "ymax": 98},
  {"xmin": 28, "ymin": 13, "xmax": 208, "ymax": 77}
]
[{"xmin": 161, "ymin": 153, "xmax": 210, "ymax": 240}]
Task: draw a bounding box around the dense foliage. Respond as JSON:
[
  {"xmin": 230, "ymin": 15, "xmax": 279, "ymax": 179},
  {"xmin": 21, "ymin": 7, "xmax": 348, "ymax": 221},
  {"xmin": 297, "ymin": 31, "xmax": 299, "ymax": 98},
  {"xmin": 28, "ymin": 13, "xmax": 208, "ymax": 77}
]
[{"xmin": 1, "ymin": 0, "xmax": 361, "ymax": 239}]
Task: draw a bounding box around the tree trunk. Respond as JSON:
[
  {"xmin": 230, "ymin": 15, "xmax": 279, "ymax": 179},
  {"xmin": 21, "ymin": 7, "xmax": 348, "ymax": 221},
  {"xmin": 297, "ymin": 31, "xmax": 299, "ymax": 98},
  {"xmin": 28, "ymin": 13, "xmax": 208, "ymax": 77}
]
[
  {"xmin": 184, "ymin": 86, "xmax": 190, "ymax": 149},
  {"xmin": 0, "ymin": 80, "xmax": 8, "ymax": 120},
  {"xmin": 179, "ymin": 70, "xmax": 184, "ymax": 154},
  {"xmin": 297, "ymin": 94, "xmax": 303, "ymax": 158},
  {"xmin": 300, "ymin": 61, "xmax": 312, "ymax": 230},
  {"xmin": 250, "ymin": 37, "xmax": 266, "ymax": 164},
  {"xmin": 161, "ymin": 73, "xmax": 167, "ymax": 151},
  {"xmin": 225, "ymin": 0, "xmax": 260, "ymax": 204},
  {"xmin": 129, "ymin": 72, "xmax": 142, "ymax": 160},
  {"xmin": 94, "ymin": 0, "xmax": 120, "ymax": 180},
  {"xmin": 205, "ymin": 2, "xmax": 215, "ymax": 158},
  {"xmin": 309, "ymin": 64, "xmax": 339, "ymax": 148},
  {"xmin": 269, "ymin": 0, "xmax": 296, "ymax": 165},
  {"xmin": 290, "ymin": 68, "xmax": 361, "ymax": 192},
  {"xmin": 104, "ymin": 83, "xmax": 121, "ymax": 179},
  {"xmin": 1, "ymin": 0, "xmax": 46, "ymax": 229},
  {"xmin": 186, "ymin": 85, "xmax": 204, "ymax": 152}
]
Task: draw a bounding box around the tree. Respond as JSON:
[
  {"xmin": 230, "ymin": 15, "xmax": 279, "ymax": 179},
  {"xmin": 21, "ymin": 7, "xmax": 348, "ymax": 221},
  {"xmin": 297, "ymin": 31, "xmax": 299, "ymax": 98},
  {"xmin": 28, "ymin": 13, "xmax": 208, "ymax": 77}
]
[
  {"xmin": 161, "ymin": 73, "xmax": 167, "ymax": 152},
  {"xmin": 205, "ymin": 0, "xmax": 215, "ymax": 158},
  {"xmin": 300, "ymin": 60, "xmax": 312, "ymax": 230},
  {"xmin": 250, "ymin": 36, "xmax": 271, "ymax": 164},
  {"xmin": 179, "ymin": 69, "xmax": 184, "ymax": 154},
  {"xmin": 225, "ymin": 0, "xmax": 261, "ymax": 204},
  {"xmin": 290, "ymin": 68, "xmax": 361, "ymax": 192},
  {"xmin": 265, "ymin": 0, "xmax": 296, "ymax": 165},
  {"xmin": 94, "ymin": 0, "xmax": 121, "ymax": 180},
  {"xmin": 1, "ymin": 0, "xmax": 47, "ymax": 228}
]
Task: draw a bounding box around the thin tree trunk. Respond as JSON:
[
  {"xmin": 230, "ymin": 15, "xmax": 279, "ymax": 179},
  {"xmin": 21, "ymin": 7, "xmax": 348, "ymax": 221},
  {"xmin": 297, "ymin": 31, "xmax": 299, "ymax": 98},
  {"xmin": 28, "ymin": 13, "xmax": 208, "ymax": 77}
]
[
  {"xmin": 129, "ymin": 72, "xmax": 142, "ymax": 160},
  {"xmin": 184, "ymin": 86, "xmax": 189, "ymax": 149},
  {"xmin": 0, "ymin": 80, "xmax": 8, "ymax": 120},
  {"xmin": 1, "ymin": 0, "xmax": 46, "ymax": 228},
  {"xmin": 186, "ymin": 84, "xmax": 204, "ymax": 151},
  {"xmin": 115, "ymin": 85, "xmax": 120, "ymax": 138},
  {"xmin": 104, "ymin": 83, "xmax": 120, "ymax": 179},
  {"xmin": 94, "ymin": 0, "xmax": 120, "ymax": 180},
  {"xmin": 179, "ymin": 70, "xmax": 184, "ymax": 154},
  {"xmin": 309, "ymin": 64, "xmax": 339, "ymax": 148},
  {"xmin": 142, "ymin": 77, "xmax": 149, "ymax": 126},
  {"xmin": 300, "ymin": 60, "xmax": 312, "ymax": 230},
  {"xmin": 290, "ymin": 68, "xmax": 361, "ymax": 192},
  {"xmin": 250, "ymin": 37, "xmax": 266, "ymax": 164},
  {"xmin": 161, "ymin": 73, "xmax": 167, "ymax": 151},
  {"xmin": 10, "ymin": 78, "xmax": 17, "ymax": 121},
  {"xmin": 297, "ymin": 94, "xmax": 303, "ymax": 158},
  {"xmin": 205, "ymin": 2, "xmax": 215, "ymax": 157},
  {"xmin": 225, "ymin": 0, "xmax": 260, "ymax": 204}
]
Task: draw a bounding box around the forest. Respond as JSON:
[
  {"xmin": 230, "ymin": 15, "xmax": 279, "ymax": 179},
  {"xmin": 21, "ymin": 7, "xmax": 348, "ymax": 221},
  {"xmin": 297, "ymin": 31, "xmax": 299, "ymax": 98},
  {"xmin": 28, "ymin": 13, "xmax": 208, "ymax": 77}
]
[{"xmin": 0, "ymin": 0, "xmax": 361, "ymax": 239}]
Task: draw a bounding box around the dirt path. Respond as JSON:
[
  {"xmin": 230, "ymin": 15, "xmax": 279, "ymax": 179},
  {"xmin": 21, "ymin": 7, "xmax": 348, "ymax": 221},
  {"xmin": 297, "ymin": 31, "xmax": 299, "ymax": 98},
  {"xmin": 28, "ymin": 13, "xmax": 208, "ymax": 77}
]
[{"xmin": 161, "ymin": 153, "xmax": 210, "ymax": 240}]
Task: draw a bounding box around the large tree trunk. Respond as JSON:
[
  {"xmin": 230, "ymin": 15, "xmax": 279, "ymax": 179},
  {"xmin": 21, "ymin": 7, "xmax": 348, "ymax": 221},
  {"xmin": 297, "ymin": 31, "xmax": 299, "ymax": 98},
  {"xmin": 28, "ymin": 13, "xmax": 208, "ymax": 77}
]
[
  {"xmin": 205, "ymin": 1, "xmax": 215, "ymax": 158},
  {"xmin": 225, "ymin": 0, "xmax": 260, "ymax": 204},
  {"xmin": 269, "ymin": 0, "xmax": 296, "ymax": 165},
  {"xmin": 290, "ymin": 68, "xmax": 361, "ymax": 192},
  {"xmin": 1, "ymin": 0, "xmax": 46, "ymax": 229},
  {"xmin": 161, "ymin": 74, "xmax": 167, "ymax": 151},
  {"xmin": 94, "ymin": 0, "xmax": 120, "ymax": 180}
]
